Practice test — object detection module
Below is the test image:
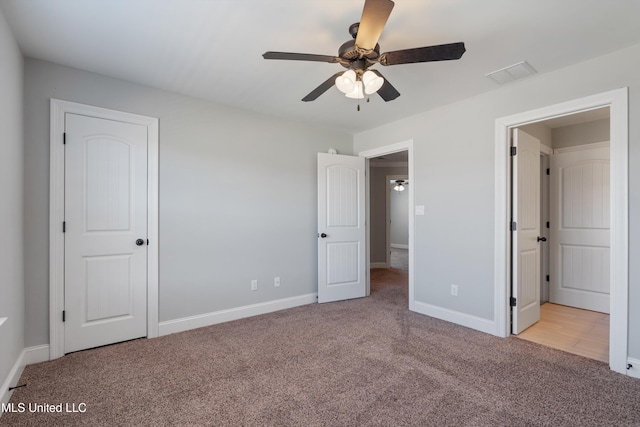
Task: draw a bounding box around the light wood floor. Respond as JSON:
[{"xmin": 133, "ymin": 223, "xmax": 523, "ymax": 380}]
[{"xmin": 516, "ymin": 302, "xmax": 609, "ymax": 363}]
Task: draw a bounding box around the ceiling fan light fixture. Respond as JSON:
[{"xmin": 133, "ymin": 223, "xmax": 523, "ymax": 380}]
[
  {"xmin": 362, "ymin": 70, "xmax": 384, "ymax": 94},
  {"xmin": 335, "ymin": 70, "xmax": 357, "ymax": 93},
  {"xmin": 345, "ymin": 80, "xmax": 365, "ymax": 99},
  {"xmin": 393, "ymin": 179, "xmax": 405, "ymax": 191},
  {"xmin": 263, "ymin": 0, "xmax": 466, "ymax": 104}
]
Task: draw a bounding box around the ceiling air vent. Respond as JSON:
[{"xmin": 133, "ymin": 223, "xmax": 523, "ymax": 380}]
[{"xmin": 486, "ymin": 61, "xmax": 537, "ymax": 85}]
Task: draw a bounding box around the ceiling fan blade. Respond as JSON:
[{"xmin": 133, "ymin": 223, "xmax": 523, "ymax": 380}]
[
  {"xmin": 302, "ymin": 72, "xmax": 344, "ymax": 102},
  {"xmin": 379, "ymin": 42, "xmax": 466, "ymax": 66},
  {"xmin": 355, "ymin": 0, "xmax": 395, "ymax": 51},
  {"xmin": 371, "ymin": 70, "xmax": 400, "ymax": 101},
  {"xmin": 263, "ymin": 51, "xmax": 339, "ymax": 63}
]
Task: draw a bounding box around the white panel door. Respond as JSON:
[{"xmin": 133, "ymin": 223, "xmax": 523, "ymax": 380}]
[
  {"xmin": 65, "ymin": 113, "xmax": 148, "ymax": 353},
  {"xmin": 512, "ymin": 129, "xmax": 541, "ymax": 334},
  {"xmin": 550, "ymin": 143, "xmax": 610, "ymax": 313},
  {"xmin": 317, "ymin": 153, "xmax": 366, "ymax": 303}
]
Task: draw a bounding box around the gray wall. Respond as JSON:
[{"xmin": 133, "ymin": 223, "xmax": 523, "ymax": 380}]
[
  {"xmin": 518, "ymin": 117, "xmax": 610, "ymax": 149},
  {"xmin": 552, "ymin": 118, "xmax": 610, "ymax": 149},
  {"xmin": 519, "ymin": 122, "xmax": 552, "ymax": 148},
  {"xmin": 390, "ymin": 184, "xmax": 409, "ymax": 247},
  {"xmin": 370, "ymin": 166, "xmax": 408, "ymax": 264},
  {"xmin": 23, "ymin": 59, "xmax": 353, "ymax": 346},
  {"xmin": 0, "ymin": 7, "xmax": 24, "ymax": 389},
  {"xmin": 354, "ymin": 42, "xmax": 640, "ymax": 358}
]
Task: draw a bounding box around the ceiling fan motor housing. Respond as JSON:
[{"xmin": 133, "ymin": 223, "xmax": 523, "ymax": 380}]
[{"xmin": 338, "ymin": 38, "xmax": 380, "ymax": 69}]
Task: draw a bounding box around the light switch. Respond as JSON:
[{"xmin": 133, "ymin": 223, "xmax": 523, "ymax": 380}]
[{"xmin": 415, "ymin": 205, "xmax": 425, "ymax": 215}]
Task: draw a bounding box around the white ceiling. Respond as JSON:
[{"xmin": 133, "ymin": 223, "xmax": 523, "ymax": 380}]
[
  {"xmin": 372, "ymin": 150, "xmax": 408, "ymax": 163},
  {"xmin": 2, "ymin": 0, "xmax": 639, "ymax": 134},
  {"xmin": 540, "ymin": 107, "xmax": 610, "ymax": 129}
]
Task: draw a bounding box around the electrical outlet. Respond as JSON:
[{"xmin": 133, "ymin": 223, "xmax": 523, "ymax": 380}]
[
  {"xmin": 274, "ymin": 276, "xmax": 280, "ymax": 287},
  {"xmin": 251, "ymin": 280, "xmax": 258, "ymax": 291},
  {"xmin": 451, "ymin": 284, "xmax": 458, "ymax": 297}
]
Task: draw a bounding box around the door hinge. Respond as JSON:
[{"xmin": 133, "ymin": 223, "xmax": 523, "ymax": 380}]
[
  {"xmin": 63, "ymin": 133, "xmax": 66, "ymax": 144},
  {"xmin": 510, "ymin": 221, "xmax": 517, "ymax": 231},
  {"xmin": 62, "ymin": 221, "xmax": 66, "ymax": 233},
  {"xmin": 147, "ymin": 239, "xmax": 150, "ymax": 245},
  {"xmin": 546, "ymin": 275, "xmax": 550, "ymax": 282},
  {"xmin": 510, "ymin": 297, "xmax": 517, "ymax": 307},
  {"xmin": 546, "ymin": 168, "xmax": 550, "ymax": 175},
  {"xmin": 62, "ymin": 310, "xmax": 66, "ymax": 322},
  {"xmin": 510, "ymin": 146, "xmax": 517, "ymax": 156}
]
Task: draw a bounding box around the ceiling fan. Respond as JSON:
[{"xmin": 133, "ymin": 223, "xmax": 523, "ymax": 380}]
[{"xmin": 262, "ymin": 0, "xmax": 466, "ymax": 104}]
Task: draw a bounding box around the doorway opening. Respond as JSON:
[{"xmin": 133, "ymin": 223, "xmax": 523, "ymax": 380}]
[
  {"xmin": 494, "ymin": 88, "xmax": 628, "ymax": 375},
  {"xmin": 358, "ymin": 140, "xmax": 415, "ymax": 311},
  {"xmin": 513, "ymin": 108, "xmax": 611, "ymax": 363},
  {"xmin": 388, "ymin": 176, "xmax": 409, "ymax": 271}
]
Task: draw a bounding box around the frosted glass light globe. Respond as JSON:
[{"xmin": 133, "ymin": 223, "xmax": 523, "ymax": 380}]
[
  {"xmin": 345, "ymin": 81, "xmax": 365, "ymax": 99},
  {"xmin": 335, "ymin": 70, "xmax": 356, "ymax": 94},
  {"xmin": 362, "ymin": 70, "xmax": 384, "ymax": 95}
]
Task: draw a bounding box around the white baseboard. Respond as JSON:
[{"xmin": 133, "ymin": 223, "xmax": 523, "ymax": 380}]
[
  {"xmin": 24, "ymin": 345, "xmax": 49, "ymax": 366},
  {"xmin": 159, "ymin": 293, "xmax": 317, "ymax": 336},
  {"xmin": 391, "ymin": 244, "xmax": 408, "ymax": 250},
  {"xmin": 627, "ymin": 357, "xmax": 640, "ymax": 379},
  {"xmin": 370, "ymin": 262, "xmax": 388, "ymax": 268},
  {"xmin": 412, "ymin": 301, "xmax": 497, "ymax": 336},
  {"xmin": 1, "ymin": 350, "xmax": 25, "ymax": 412},
  {"xmin": 0, "ymin": 344, "xmax": 51, "ymax": 414}
]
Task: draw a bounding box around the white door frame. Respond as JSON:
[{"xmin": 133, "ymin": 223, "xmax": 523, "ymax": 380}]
[
  {"xmin": 49, "ymin": 99, "xmax": 159, "ymax": 359},
  {"xmin": 494, "ymin": 88, "xmax": 628, "ymax": 374},
  {"xmin": 359, "ymin": 140, "xmax": 414, "ymax": 310}
]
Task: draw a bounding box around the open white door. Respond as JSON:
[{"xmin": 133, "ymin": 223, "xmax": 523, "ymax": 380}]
[
  {"xmin": 512, "ymin": 129, "xmax": 542, "ymax": 334},
  {"xmin": 317, "ymin": 153, "xmax": 366, "ymax": 303}
]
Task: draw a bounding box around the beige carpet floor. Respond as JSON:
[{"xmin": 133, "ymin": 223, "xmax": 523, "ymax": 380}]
[{"xmin": 3, "ymin": 268, "xmax": 640, "ymax": 426}]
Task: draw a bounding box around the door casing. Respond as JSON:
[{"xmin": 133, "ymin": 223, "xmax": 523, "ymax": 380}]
[
  {"xmin": 49, "ymin": 99, "xmax": 159, "ymax": 359},
  {"xmin": 494, "ymin": 88, "xmax": 628, "ymax": 374},
  {"xmin": 358, "ymin": 140, "xmax": 414, "ymax": 310}
]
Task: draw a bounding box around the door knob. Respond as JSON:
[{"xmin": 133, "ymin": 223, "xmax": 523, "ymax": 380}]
[
  {"xmin": 320, "ymin": 233, "xmax": 327, "ymax": 238},
  {"xmin": 136, "ymin": 239, "xmax": 145, "ymax": 246},
  {"xmin": 537, "ymin": 236, "xmax": 547, "ymax": 242}
]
